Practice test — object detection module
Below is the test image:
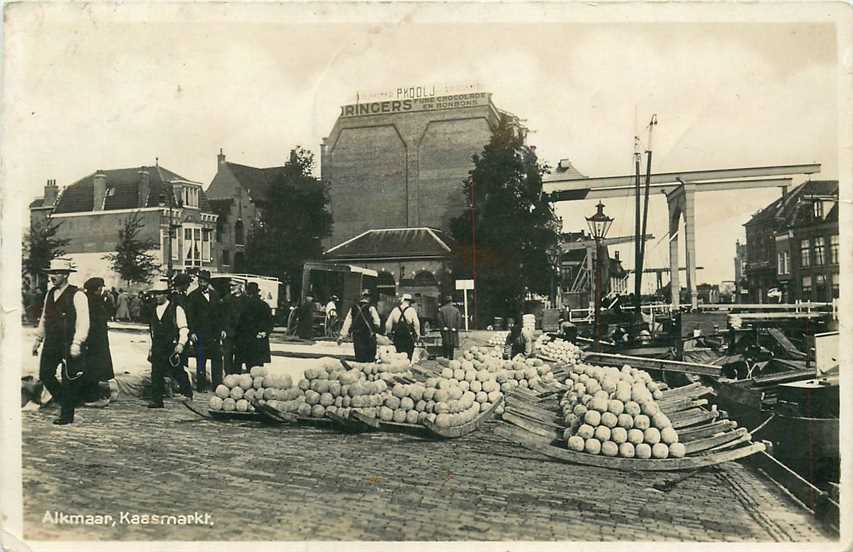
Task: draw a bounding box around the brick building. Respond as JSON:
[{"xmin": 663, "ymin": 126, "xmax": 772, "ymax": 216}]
[
  {"xmin": 28, "ymin": 165, "xmax": 218, "ymax": 289},
  {"xmin": 320, "ymin": 92, "xmax": 524, "ymax": 248},
  {"xmin": 743, "ymin": 180, "xmax": 839, "ymax": 303},
  {"xmin": 206, "ymin": 149, "xmax": 322, "ymax": 273}
]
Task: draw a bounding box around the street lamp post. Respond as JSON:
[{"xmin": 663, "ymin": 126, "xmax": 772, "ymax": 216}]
[{"xmin": 586, "ymin": 202, "xmax": 613, "ymax": 352}]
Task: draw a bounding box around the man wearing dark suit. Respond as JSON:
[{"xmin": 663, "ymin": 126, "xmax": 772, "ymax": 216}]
[
  {"xmin": 185, "ymin": 270, "xmax": 221, "ymax": 392},
  {"xmin": 219, "ymin": 277, "xmax": 247, "ymax": 375},
  {"xmin": 437, "ymin": 296, "xmax": 463, "ymax": 360}
]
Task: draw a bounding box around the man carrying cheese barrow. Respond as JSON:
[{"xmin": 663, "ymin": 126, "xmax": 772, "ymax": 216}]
[
  {"xmin": 338, "ymin": 289, "xmax": 381, "ymax": 362},
  {"xmin": 146, "ymin": 278, "xmax": 193, "ymax": 408}
]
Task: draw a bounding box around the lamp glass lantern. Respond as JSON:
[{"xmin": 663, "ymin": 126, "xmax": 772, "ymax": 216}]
[{"xmin": 585, "ymin": 201, "xmax": 613, "ymax": 241}]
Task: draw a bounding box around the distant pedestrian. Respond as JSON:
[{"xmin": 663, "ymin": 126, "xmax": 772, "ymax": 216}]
[
  {"xmin": 129, "ymin": 293, "xmax": 142, "ymax": 321},
  {"xmin": 146, "ymin": 278, "xmax": 193, "ymax": 408},
  {"xmin": 31, "ymin": 258, "xmax": 90, "ymax": 425},
  {"xmin": 115, "ymin": 288, "xmax": 130, "ymax": 321},
  {"xmin": 296, "ymin": 293, "xmax": 315, "ymax": 340},
  {"xmin": 104, "ymin": 284, "xmax": 116, "ymax": 321},
  {"xmin": 82, "ymin": 277, "xmax": 115, "ymax": 407},
  {"xmin": 186, "ymin": 270, "xmax": 222, "ymax": 391},
  {"xmin": 238, "ymin": 282, "xmax": 273, "ymax": 369},
  {"xmin": 437, "ymin": 296, "xmax": 463, "ymax": 360},
  {"xmin": 220, "ymin": 277, "xmax": 247, "ymax": 375},
  {"xmin": 339, "ymin": 289, "xmax": 380, "ymax": 362},
  {"xmin": 385, "ymin": 293, "xmax": 420, "ymax": 360}
]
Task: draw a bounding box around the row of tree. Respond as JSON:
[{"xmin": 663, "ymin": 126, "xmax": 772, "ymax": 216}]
[{"xmin": 23, "ymin": 116, "xmax": 562, "ymax": 325}]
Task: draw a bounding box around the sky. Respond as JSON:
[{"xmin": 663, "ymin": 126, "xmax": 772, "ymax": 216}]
[{"xmin": 3, "ymin": 5, "xmax": 840, "ymax": 289}]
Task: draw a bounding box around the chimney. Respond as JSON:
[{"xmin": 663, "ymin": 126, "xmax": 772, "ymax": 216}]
[
  {"xmin": 138, "ymin": 169, "xmax": 151, "ymax": 208},
  {"xmin": 289, "ymin": 149, "xmax": 298, "ymax": 165},
  {"xmin": 43, "ymin": 179, "xmax": 58, "ymax": 206},
  {"xmin": 93, "ymin": 171, "xmax": 108, "ymax": 211},
  {"xmin": 217, "ymin": 148, "xmax": 226, "ymax": 168},
  {"xmin": 614, "ymin": 250, "xmax": 620, "ymax": 261}
]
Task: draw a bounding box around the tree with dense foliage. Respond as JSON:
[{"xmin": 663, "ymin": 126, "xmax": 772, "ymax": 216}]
[
  {"xmin": 244, "ymin": 147, "xmax": 333, "ymax": 294},
  {"xmin": 103, "ymin": 211, "xmax": 159, "ymax": 286},
  {"xmin": 449, "ymin": 114, "xmax": 561, "ymax": 326},
  {"xmin": 23, "ymin": 218, "xmax": 70, "ymax": 292}
]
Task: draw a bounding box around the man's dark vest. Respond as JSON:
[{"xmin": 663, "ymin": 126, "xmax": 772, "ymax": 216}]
[
  {"xmin": 150, "ymin": 302, "xmax": 179, "ymax": 350},
  {"xmin": 44, "ymin": 285, "xmax": 78, "ymax": 346},
  {"xmin": 350, "ymin": 304, "xmax": 374, "ymax": 338}
]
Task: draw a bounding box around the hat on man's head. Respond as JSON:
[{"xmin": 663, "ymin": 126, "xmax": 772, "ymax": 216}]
[
  {"xmin": 148, "ymin": 278, "xmax": 170, "ymax": 294},
  {"xmin": 400, "ymin": 293, "xmax": 413, "ymax": 302},
  {"xmin": 444, "ymin": 295, "xmax": 454, "ymax": 304},
  {"xmin": 246, "ymin": 282, "xmax": 259, "ymax": 294},
  {"xmin": 84, "ymin": 277, "xmax": 105, "ymax": 293},
  {"xmin": 197, "ymin": 269, "xmax": 211, "ymax": 282},
  {"xmin": 172, "ymin": 273, "xmax": 191, "ymax": 288},
  {"xmin": 45, "ymin": 258, "xmax": 77, "ymax": 273}
]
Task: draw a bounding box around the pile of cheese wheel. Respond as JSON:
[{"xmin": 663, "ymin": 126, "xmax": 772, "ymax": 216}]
[
  {"xmin": 560, "ymin": 363, "xmax": 686, "ymax": 459},
  {"xmin": 209, "ymin": 373, "xmax": 257, "ymax": 413}
]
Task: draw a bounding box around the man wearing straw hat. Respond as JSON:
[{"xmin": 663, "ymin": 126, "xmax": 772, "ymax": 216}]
[
  {"xmin": 146, "ymin": 277, "xmax": 193, "ymax": 408},
  {"xmin": 384, "ymin": 293, "xmax": 421, "ymax": 361},
  {"xmin": 338, "ymin": 289, "xmax": 381, "ymax": 362},
  {"xmin": 31, "ymin": 258, "xmax": 90, "ymax": 425}
]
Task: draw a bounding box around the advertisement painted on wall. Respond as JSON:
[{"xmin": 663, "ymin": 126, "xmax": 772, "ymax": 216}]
[{"xmin": 340, "ymin": 92, "xmax": 491, "ymax": 118}]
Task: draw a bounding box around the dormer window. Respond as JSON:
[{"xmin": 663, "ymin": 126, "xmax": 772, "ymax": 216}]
[{"xmin": 182, "ymin": 186, "xmax": 199, "ymax": 208}]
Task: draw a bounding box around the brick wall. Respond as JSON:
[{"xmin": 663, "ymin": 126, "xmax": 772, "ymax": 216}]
[
  {"xmin": 206, "ymin": 165, "xmax": 258, "ymax": 272},
  {"xmin": 323, "ymin": 102, "xmax": 501, "ymax": 247}
]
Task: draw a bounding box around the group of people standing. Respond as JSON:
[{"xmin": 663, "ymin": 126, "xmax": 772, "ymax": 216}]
[
  {"xmin": 143, "ymin": 270, "xmax": 273, "ymax": 408},
  {"xmin": 31, "ymin": 259, "xmax": 273, "ymax": 424}
]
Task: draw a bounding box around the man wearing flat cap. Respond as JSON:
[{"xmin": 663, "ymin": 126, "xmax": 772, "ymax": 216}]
[
  {"xmin": 186, "ymin": 269, "xmax": 222, "ymax": 391},
  {"xmin": 384, "ymin": 293, "xmax": 421, "ymax": 360},
  {"xmin": 31, "ymin": 258, "xmax": 90, "ymax": 424},
  {"xmin": 338, "ymin": 289, "xmax": 381, "ymax": 362}
]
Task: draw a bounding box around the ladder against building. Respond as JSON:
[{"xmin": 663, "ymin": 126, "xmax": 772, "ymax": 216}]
[{"xmin": 545, "ymin": 163, "xmax": 822, "ymax": 309}]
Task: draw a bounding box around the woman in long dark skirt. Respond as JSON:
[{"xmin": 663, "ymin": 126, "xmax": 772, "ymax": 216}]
[{"xmin": 82, "ymin": 277, "xmax": 115, "ymax": 406}]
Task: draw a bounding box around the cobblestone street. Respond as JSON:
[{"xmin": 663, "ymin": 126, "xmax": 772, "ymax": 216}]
[{"xmin": 22, "ymin": 393, "xmax": 832, "ymax": 542}]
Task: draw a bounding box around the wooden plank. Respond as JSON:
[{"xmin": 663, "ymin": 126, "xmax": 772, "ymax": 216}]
[
  {"xmin": 660, "ymin": 381, "xmax": 701, "ymax": 398},
  {"xmin": 660, "ymin": 398, "xmax": 709, "ymax": 416},
  {"xmin": 350, "ymin": 410, "xmax": 381, "ymax": 429},
  {"xmin": 683, "ymin": 428, "xmax": 748, "ymax": 454},
  {"xmin": 671, "ymin": 408, "xmax": 717, "ymax": 429},
  {"xmin": 493, "ymin": 422, "xmax": 765, "ymax": 472},
  {"xmin": 500, "ymin": 411, "xmax": 563, "ymax": 441},
  {"xmin": 583, "ymin": 352, "xmax": 721, "ymax": 377},
  {"xmin": 746, "ymin": 450, "xmax": 830, "ymax": 516},
  {"xmin": 677, "ymin": 419, "xmax": 738, "ymax": 442},
  {"xmin": 505, "ymin": 406, "xmax": 564, "ymax": 428}
]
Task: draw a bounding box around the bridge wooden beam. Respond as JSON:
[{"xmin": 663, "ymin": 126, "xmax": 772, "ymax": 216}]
[
  {"xmin": 546, "ymin": 177, "xmax": 795, "ymax": 201},
  {"xmin": 543, "ymin": 163, "xmax": 821, "ymax": 188}
]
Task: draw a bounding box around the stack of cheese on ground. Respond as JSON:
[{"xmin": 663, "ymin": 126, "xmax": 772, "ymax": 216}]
[
  {"xmin": 209, "ymin": 373, "xmax": 257, "ymax": 413},
  {"xmin": 560, "ymin": 363, "xmax": 685, "ymax": 459}
]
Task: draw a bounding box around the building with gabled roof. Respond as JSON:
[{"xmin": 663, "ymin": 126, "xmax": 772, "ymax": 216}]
[
  {"xmin": 206, "ymin": 149, "xmax": 322, "ymax": 272},
  {"xmin": 743, "ymin": 180, "xmax": 839, "ymax": 303},
  {"xmin": 27, "ymin": 164, "xmax": 218, "ymax": 290}
]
